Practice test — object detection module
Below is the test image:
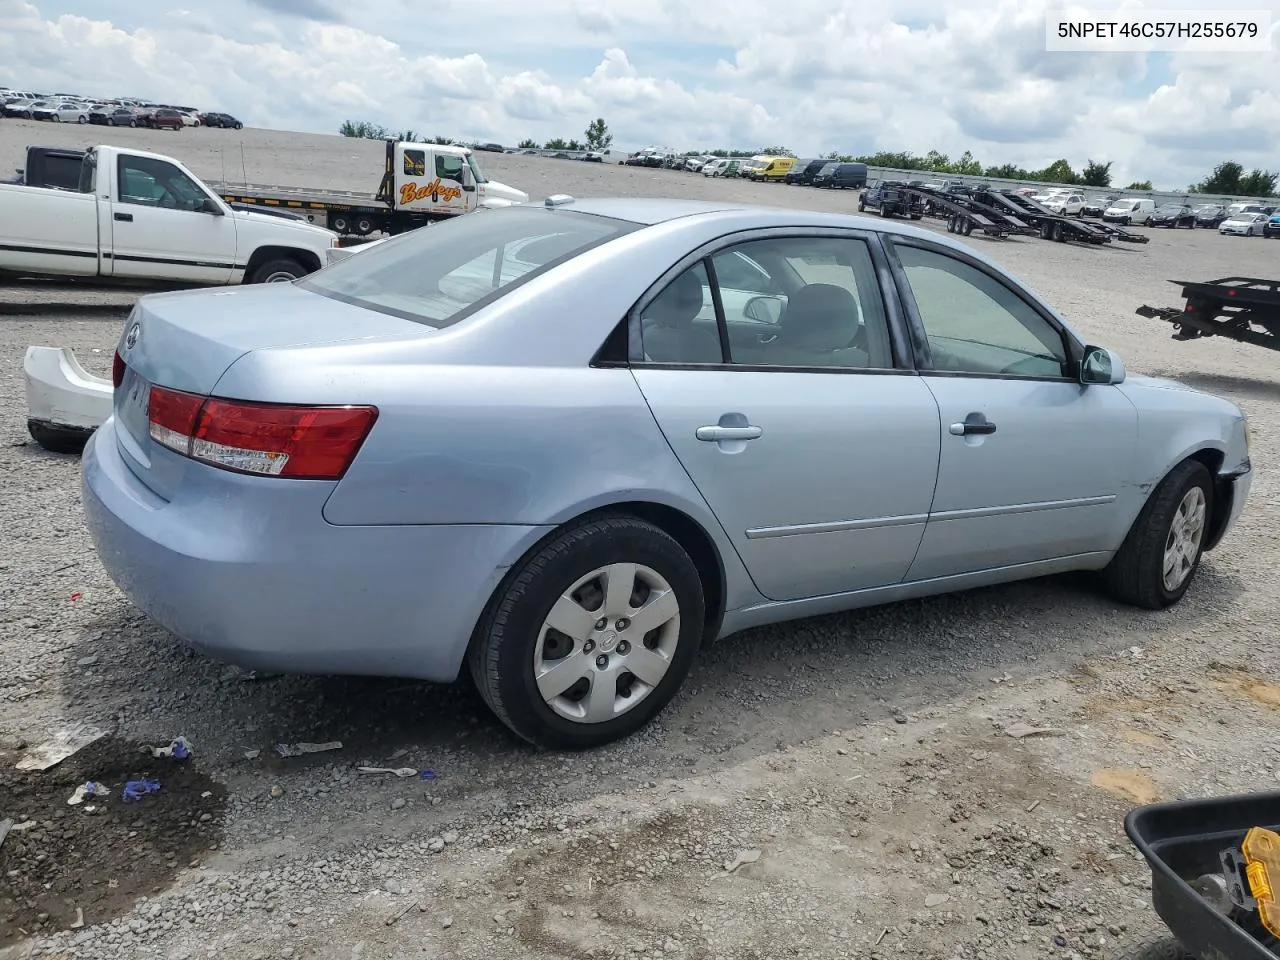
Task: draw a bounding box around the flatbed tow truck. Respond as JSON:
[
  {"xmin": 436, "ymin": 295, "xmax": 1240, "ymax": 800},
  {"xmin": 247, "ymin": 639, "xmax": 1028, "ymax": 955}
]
[
  {"xmin": 987, "ymin": 189, "xmax": 1150, "ymax": 244},
  {"xmin": 210, "ymin": 139, "xmax": 528, "ymax": 237},
  {"xmin": 1138, "ymin": 277, "xmax": 1280, "ymax": 350}
]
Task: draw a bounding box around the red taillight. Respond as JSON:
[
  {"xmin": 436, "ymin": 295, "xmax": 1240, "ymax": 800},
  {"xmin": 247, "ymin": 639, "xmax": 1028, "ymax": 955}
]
[
  {"xmin": 112, "ymin": 350, "xmax": 125, "ymax": 389},
  {"xmin": 147, "ymin": 384, "xmax": 377, "ymax": 480}
]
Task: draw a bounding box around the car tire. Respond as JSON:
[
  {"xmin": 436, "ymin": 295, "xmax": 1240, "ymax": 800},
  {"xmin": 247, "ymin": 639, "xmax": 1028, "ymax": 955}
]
[
  {"xmin": 248, "ymin": 257, "xmax": 307, "ymax": 283},
  {"xmin": 77, "ymin": 115, "xmax": 87, "ymax": 124},
  {"xmin": 27, "ymin": 419, "xmax": 92, "ymax": 455},
  {"xmin": 1104, "ymin": 459, "xmax": 1213, "ymax": 609},
  {"xmin": 468, "ymin": 514, "xmax": 706, "ymax": 750}
]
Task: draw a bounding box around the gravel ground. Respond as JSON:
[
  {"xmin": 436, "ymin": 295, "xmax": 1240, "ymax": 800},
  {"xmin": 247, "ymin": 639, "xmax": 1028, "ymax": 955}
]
[{"xmin": 3, "ymin": 120, "xmax": 1280, "ymax": 960}]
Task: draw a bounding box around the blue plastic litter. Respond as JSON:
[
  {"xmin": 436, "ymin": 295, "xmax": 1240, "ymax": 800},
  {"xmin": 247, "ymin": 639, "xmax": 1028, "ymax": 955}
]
[
  {"xmin": 122, "ymin": 778, "xmax": 162, "ymax": 802},
  {"xmin": 171, "ymin": 739, "xmax": 190, "ymax": 760},
  {"xmin": 419, "ymin": 770, "xmax": 436, "ymax": 780}
]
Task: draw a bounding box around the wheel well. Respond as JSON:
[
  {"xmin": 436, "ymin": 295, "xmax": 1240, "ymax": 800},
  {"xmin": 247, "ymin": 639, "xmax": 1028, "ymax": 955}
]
[
  {"xmin": 1184, "ymin": 448, "xmax": 1235, "ymax": 551},
  {"xmin": 243, "ymin": 246, "xmax": 321, "ymax": 279}
]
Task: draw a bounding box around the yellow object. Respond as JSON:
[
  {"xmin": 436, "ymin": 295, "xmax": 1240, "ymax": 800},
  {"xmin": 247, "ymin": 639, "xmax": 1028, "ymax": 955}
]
[{"xmin": 1243, "ymin": 826, "xmax": 1280, "ymax": 938}]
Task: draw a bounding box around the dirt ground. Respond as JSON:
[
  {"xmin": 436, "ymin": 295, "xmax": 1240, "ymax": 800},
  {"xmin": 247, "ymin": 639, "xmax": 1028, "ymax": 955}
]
[{"xmin": 2, "ymin": 119, "xmax": 1279, "ymax": 960}]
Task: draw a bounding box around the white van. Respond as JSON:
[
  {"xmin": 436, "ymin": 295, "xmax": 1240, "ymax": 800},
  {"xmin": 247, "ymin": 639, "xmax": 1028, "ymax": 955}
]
[{"xmin": 1102, "ymin": 197, "xmax": 1155, "ymax": 225}]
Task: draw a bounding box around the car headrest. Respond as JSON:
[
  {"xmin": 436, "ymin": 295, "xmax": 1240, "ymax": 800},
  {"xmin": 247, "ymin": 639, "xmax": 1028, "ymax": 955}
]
[
  {"xmin": 779, "ymin": 283, "xmax": 858, "ymax": 346},
  {"xmin": 646, "ymin": 270, "xmax": 705, "ymax": 328}
]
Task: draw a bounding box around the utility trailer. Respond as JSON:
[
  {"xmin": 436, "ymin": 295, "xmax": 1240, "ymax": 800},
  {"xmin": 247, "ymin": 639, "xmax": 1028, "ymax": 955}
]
[
  {"xmin": 209, "ymin": 139, "xmax": 528, "ymax": 238},
  {"xmin": 1137, "ymin": 277, "xmax": 1280, "ymax": 350},
  {"xmin": 904, "ymin": 184, "xmax": 1038, "ymax": 239}
]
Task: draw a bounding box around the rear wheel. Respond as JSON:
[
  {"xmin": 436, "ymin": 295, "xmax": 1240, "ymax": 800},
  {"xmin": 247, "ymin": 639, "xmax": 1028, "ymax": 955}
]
[
  {"xmin": 468, "ymin": 515, "xmax": 705, "ymax": 749},
  {"xmin": 1104, "ymin": 460, "xmax": 1212, "ymax": 609},
  {"xmin": 248, "ymin": 257, "xmax": 307, "ymax": 283}
]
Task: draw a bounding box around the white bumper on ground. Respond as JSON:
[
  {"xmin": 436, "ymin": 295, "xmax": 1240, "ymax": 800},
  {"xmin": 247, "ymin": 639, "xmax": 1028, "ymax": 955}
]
[{"xmin": 24, "ymin": 346, "xmax": 113, "ymax": 451}]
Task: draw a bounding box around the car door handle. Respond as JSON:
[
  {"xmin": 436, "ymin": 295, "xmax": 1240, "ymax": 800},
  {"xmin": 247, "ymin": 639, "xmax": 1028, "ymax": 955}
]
[
  {"xmin": 950, "ymin": 415, "xmax": 997, "ymax": 436},
  {"xmin": 114, "ymin": 212, "xmax": 133, "ymax": 222},
  {"xmin": 696, "ymin": 425, "xmax": 763, "ymax": 442}
]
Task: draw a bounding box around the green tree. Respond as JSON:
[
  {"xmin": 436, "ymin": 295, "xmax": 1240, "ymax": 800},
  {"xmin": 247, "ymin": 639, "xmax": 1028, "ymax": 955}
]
[
  {"xmin": 1080, "ymin": 160, "xmax": 1113, "ymax": 187},
  {"xmin": 1239, "ymin": 169, "xmax": 1279, "ymax": 197},
  {"xmin": 338, "ymin": 119, "xmax": 389, "ymax": 139},
  {"xmin": 1038, "ymin": 159, "xmax": 1079, "ymax": 184},
  {"xmin": 760, "ymin": 144, "xmax": 794, "ymax": 156},
  {"xmin": 429, "ymin": 135, "xmax": 454, "ymax": 145},
  {"xmin": 544, "ymin": 137, "xmax": 569, "ymax": 150},
  {"xmin": 1125, "ymin": 180, "xmax": 1154, "ymax": 190},
  {"xmin": 584, "ymin": 118, "xmax": 613, "ymax": 151},
  {"xmin": 1193, "ymin": 161, "xmax": 1244, "ymax": 194},
  {"xmin": 565, "ymin": 138, "xmax": 583, "ymax": 151},
  {"xmin": 518, "ymin": 138, "xmax": 539, "ymax": 149},
  {"xmin": 923, "ymin": 149, "xmax": 951, "ymax": 172},
  {"xmin": 396, "ymin": 129, "xmax": 419, "ymax": 143},
  {"xmin": 952, "ymin": 150, "xmax": 982, "ymax": 175}
]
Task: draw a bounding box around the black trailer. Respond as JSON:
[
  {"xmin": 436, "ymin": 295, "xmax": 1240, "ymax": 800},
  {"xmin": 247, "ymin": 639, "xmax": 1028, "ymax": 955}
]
[
  {"xmin": 903, "ymin": 184, "xmax": 1039, "ymax": 239},
  {"xmin": 1137, "ymin": 277, "xmax": 1280, "ymax": 350},
  {"xmin": 989, "ymin": 190, "xmax": 1149, "ymax": 244}
]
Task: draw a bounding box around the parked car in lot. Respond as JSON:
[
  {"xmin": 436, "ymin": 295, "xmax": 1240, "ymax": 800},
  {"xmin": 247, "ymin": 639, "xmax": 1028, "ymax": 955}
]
[
  {"xmin": 812, "ymin": 162, "xmax": 868, "ymax": 189},
  {"xmin": 200, "ymin": 112, "xmax": 244, "ymax": 129},
  {"xmin": 105, "ymin": 107, "xmax": 140, "ymax": 127},
  {"xmin": 1264, "ymin": 213, "xmax": 1280, "ymax": 238},
  {"xmin": 1219, "ymin": 212, "xmax": 1268, "ymax": 236},
  {"xmin": 29, "ymin": 100, "xmax": 89, "ymax": 122},
  {"xmin": 147, "ymin": 108, "xmax": 185, "ymax": 130},
  {"xmin": 1081, "ymin": 196, "xmax": 1117, "ymax": 217},
  {"xmin": 784, "ymin": 159, "xmax": 829, "ymax": 185},
  {"xmin": 1102, "ymin": 197, "xmax": 1155, "ymax": 225},
  {"xmin": 1193, "ymin": 204, "xmax": 1228, "ymax": 228},
  {"xmin": 80, "ymin": 197, "xmax": 1252, "ymax": 749},
  {"xmin": 1037, "ymin": 192, "xmax": 1085, "ymax": 216},
  {"xmin": 1149, "ymin": 203, "xmax": 1197, "ymax": 228}
]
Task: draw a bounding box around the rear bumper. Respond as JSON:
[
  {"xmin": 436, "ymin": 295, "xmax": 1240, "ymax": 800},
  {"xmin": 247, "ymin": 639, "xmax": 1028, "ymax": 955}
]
[
  {"xmin": 25, "ymin": 346, "xmax": 113, "ymax": 431},
  {"xmin": 81, "ymin": 419, "xmax": 549, "ymax": 682}
]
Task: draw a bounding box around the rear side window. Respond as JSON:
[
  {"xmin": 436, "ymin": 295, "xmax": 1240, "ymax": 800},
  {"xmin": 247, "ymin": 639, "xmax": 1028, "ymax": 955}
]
[{"xmin": 300, "ymin": 206, "xmax": 636, "ymax": 328}]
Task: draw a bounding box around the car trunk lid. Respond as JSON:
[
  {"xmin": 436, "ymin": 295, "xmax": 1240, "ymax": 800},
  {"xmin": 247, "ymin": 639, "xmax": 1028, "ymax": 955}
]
[{"xmin": 113, "ymin": 283, "xmax": 428, "ymax": 500}]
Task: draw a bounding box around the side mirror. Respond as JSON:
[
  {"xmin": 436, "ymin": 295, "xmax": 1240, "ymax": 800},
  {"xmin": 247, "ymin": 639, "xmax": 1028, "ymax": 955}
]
[
  {"xmin": 744, "ymin": 295, "xmax": 785, "ymax": 324},
  {"xmin": 201, "ymin": 197, "xmax": 225, "ymax": 216},
  {"xmin": 1080, "ymin": 345, "xmax": 1125, "ymax": 385},
  {"xmin": 459, "ymin": 164, "xmax": 475, "ymax": 192}
]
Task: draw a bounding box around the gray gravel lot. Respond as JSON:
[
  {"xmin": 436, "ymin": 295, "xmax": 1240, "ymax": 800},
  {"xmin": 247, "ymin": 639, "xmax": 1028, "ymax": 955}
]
[{"xmin": 2, "ymin": 120, "xmax": 1279, "ymax": 960}]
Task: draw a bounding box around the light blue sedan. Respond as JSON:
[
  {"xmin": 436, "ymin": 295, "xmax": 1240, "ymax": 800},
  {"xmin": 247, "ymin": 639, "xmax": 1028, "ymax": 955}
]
[{"xmin": 81, "ymin": 197, "xmax": 1253, "ymax": 749}]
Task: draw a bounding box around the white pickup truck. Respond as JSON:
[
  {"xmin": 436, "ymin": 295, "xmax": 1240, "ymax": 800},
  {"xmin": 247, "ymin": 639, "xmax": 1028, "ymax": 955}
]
[{"xmin": 0, "ymin": 144, "xmax": 339, "ymax": 286}]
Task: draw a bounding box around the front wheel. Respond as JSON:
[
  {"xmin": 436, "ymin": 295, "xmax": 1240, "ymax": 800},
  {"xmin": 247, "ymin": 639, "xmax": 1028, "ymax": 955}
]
[
  {"xmin": 468, "ymin": 515, "xmax": 706, "ymax": 749},
  {"xmin": 1104, "ymin": 459, "xmax": 1212, "ymax": 609},
  {"xmin": 248, "ymin": 257, "xmax": 307, "ymax": 283}
]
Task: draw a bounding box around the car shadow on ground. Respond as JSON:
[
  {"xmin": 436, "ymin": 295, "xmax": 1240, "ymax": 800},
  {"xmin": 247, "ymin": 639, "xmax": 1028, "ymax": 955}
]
[
  {"xmin": 55, "ymin": 562, "xmax": 1245, "ymax": 782},
  {"xmin": 1151, "ymin": 370, "xmax": 1280, "ymax": 404}
]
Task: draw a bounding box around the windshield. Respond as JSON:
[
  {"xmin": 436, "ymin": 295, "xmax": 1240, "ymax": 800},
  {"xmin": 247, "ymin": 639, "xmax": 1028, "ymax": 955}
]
[
  {"xmin": 818, "ymin": 163, "xmax": 837, "ymax": 175},
  {"xmin": 465, "ymin": 152, "xmax": 487, "ymax": 185},
  {"xmin": 300, "ymin": 206, "xmax": 636, "ymax": 328}
]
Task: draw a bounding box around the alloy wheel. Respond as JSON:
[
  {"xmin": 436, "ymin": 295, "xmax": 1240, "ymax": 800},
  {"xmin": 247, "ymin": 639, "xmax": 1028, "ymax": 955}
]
[{"xmin": 1162, "ymin": 486, "xmax": 1206, "ymax": 592}]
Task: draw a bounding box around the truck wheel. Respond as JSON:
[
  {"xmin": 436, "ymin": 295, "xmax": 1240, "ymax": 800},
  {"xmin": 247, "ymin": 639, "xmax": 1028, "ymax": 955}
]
[
  {"xmin": 28, "ymin": 420, "xmax": 92, "ymax": 455},
  {"xmin": 329, "ymin": 213, "xmax": 352, "ymax": 234},
  {"xmin": 354, "ymin": 216, "xmax": 376, "ymax": 235},
  {"xmin": 249, "ymin": 258, "xmax": 307, "ymax": 284}
]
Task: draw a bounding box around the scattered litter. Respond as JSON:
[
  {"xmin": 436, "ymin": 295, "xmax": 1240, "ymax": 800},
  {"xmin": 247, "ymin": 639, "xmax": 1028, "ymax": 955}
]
[
  {"xmin": 70, "ymin": 591, "xmax": 83, "ymax": 601},
  {"xmin": 419, "ymin": 769, "xmax": 437, "ymax": 780},
  {"xmin": 925, "ymin": 893, "xmax": 950, "ymax": 907},
  {"xmin": 1026, "ymin": 799, "xmax": 1042, "ymax": 813},
  {"xmin": 122, "ymin": 778, "xmax": 162, "ymax": 802},
  {"xmin": 0, "ymin": 818, "xmax": 11, "ymax": 850},
  {"xmin": 874, "ymin": 928, "xmax": 889, "ymax": 946},
  {"xmin": 1054, "ymin": 934, "xmax": 1068, "ymax": 947},
  {"xmin": 243, "ymin": 749, "xmax": 261, "ymax": 760},
  {"xmin": 70, "ymin": 907, "xmax": 85, "ymax": 929},
  {"xmin": 143, "ymin": 736, "xmax": 192, "ymax": 760},
  {"xmin": 723, "ymin": 848, "xmax": 762, "ymax": 873},
  {"xmin": 274, "ymin": 740, "xmax": 343, "ymax": 758},
  {"xmin": 358, "ymin": 766, "xmax": 419, "ymax": 778},
  {"xmin": 201, "ymin": 791, "xmax": 213, "ymax": 799},
  {"xmin": 15, "ymin": 723, "xmax": 107, "ymax": 771},
  {"xmin": 67, "ymin": 781, "xmax": 110, "ymax": 806},
  {"xmin": 1004, "ymin": 722, "xmax": 1064, "ymax": 739},
  {"xmin": 270, "ymin": 784, "xmax": 284, "ymax": 798},
  {"xmin": 386, "ymin": 901, "xmax": 419, "ymax": 926}
]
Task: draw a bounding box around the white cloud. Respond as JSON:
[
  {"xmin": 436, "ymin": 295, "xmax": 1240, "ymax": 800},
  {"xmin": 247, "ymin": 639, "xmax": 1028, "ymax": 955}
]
[{"xmin": 1, "ymin": 0, "xmax": 1277, "ymax": 190}]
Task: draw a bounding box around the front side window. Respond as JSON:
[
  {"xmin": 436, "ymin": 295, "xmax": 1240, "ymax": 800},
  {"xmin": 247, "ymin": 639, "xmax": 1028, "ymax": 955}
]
[
  {"xmin": 301, "ymin": 206, "xmax": 634, "ymax": 328},
  {"xmin": 117, "ymin": 156, "xmax": 207, "ymax": 211},
  {"xmin": 436, "ymin": 153, "xmax": 465, "ymax": 181},
  {"xmin": 639, "ymin": 235, "xmax": 893, "ymax": 370},
  {"xmin": 894, "ymin": 243, "xmax": 1069, "ymax": 379}
]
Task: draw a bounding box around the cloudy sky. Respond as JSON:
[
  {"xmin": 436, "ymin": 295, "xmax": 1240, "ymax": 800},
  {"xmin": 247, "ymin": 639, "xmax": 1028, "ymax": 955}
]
[{"xmin": 1, "ymin": 0, "xmax": 1276, "ymax": 189}]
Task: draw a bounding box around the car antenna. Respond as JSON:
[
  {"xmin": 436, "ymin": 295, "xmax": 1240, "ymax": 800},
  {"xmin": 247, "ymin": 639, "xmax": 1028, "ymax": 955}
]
[{"xmin": 240, "ymin": 143, "xmax": 248, "ymax": 190}]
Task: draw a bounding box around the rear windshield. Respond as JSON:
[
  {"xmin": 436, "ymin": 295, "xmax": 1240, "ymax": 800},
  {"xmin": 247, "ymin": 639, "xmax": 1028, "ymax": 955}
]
[{"xmin": 300, "ymin": 206, "xmax": 636, "ymax": 328}]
